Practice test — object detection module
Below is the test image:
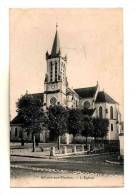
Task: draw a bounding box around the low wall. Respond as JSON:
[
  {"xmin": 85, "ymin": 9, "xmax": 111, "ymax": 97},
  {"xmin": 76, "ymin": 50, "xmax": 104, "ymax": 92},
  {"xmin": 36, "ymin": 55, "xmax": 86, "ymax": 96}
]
[{"xmin": 50, "ymin": 144, "xmax": 89, "ymax": 157}]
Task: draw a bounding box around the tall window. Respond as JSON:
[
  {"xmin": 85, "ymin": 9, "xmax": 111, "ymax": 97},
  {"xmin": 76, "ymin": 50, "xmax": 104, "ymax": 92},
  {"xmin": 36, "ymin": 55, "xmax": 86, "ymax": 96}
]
[
  {"xmin": 110, "ymin": 106, "xmax": 113, "ymax": 119},
  {"xmin": 55, "ymin": 62, "xmax": 57, "ymax": 81},
  {"xmin": 61, "ymin": 62, "xmax": 63, "ymax": 71},
  {"xmin": 15, "ymin": 127, "xmax": 17, "ymax": 137},
  {"xmin": 50, "ymin": 62, "xmax": 53, "ymax": 82},
  {"xmin": 99, "ymin": 106, "xmax": 103, "ymax": 118},
  {"xmin": 63, "ymin": 64, "xmax": 65, "ymax": 81},
  {"xmin": 111, "ymin": 124, "xmax": 113, "ymax": 131}
]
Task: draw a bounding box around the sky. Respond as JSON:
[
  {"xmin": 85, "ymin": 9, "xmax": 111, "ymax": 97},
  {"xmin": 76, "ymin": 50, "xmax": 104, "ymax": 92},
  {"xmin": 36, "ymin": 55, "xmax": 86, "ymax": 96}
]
[{"xmin": 10, "ymin": 8, "xmax": 123, "ymax": 119}]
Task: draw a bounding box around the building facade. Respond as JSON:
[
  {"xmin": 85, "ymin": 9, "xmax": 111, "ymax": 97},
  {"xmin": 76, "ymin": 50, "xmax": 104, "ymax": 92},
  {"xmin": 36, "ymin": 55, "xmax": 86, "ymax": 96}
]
[{"xmin": 10, "ymin": 26, "xmax": 122, "ymax": 142}]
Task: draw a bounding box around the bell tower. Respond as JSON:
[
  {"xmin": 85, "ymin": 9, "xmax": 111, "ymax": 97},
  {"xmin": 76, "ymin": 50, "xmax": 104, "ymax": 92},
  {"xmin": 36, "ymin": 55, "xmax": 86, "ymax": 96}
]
[{"xmin": 44, "ymin": 25, "xmax": 68, "ymax": 109}]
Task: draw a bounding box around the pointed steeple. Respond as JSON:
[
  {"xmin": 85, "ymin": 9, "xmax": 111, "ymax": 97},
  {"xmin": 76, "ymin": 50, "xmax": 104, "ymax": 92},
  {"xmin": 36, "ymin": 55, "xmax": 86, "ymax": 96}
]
[{"xmin": 51, "ymin": 24, "xmax": 61, "ymax": 57}]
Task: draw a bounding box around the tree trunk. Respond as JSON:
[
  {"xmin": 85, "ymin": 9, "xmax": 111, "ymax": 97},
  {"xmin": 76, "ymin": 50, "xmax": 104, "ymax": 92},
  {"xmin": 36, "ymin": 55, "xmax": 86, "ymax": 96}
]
[
  {"xmin": 21, "ymin": 138, "xmax": 24, "ymax": 146},
  {"xmin": 102, "ymin": 137, "xmax": 104, "ymax": 150},
  {"xmin": 73, "ymin": 134, "xmax": 76, "ymax": 143},
  {"xmin": 58, "ymin": 135, "xmax": 60, "ymax": 150},
  {"xmin": 35, "ymin": 135, "xmax": 39, "ymax": 147},
  {"xmin": 94, "ymin": 136, "xmax": 97, "ymax": 148},
  {"xmin": 21, "ymin": 129, "xmax": 24, "ymax": 146},
  {"xmin": 36, "ymin": 141, "xmax": 39, "ymax": 147},
  {"xmin": 86, "ymin": 136, "xmax": 88, "ymax": 149},
  {"xmin": 32, "ymin": 135, "xmax": 35, "ymax": 152}
]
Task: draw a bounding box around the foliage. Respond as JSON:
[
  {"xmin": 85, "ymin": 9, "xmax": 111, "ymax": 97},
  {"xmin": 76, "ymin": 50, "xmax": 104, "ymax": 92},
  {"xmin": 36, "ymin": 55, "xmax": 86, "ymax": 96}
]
[
  {"xmin": 48, "ymin": 104, "xmax": 68, "ymax": 149},
  {"xmin": 92, "ymin": 118, "xmax": 109, "ymax": 139},
  {"xmin": 81, "ymin": 115, "xmax": 94, "ymax": 147},
  {"xmin": 16, "ymin": 94, "xmax": 48, "ymax": 148},
  {"xmin": 81, "ymin": 115, "xmax": 94, "ymax": 137},
  {"xmin": 67, "ymin": 108, "xmax": 83, "ymax": 137},
  {"xmin": 16, "ymin": 94, "xmax": 109, "ymax": 148}
]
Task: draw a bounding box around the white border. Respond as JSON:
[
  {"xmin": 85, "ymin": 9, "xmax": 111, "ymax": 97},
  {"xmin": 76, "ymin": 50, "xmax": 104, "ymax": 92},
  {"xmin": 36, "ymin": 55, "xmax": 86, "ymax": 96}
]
[{"xmin": 0, "ymin": 0, "xmax": 135, "ymax": 194}]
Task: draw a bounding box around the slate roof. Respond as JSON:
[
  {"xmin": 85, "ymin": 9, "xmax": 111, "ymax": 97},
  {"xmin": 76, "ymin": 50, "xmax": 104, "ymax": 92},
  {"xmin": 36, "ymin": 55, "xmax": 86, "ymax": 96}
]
[
  {"xmin": 74, "ymin": 86, "xmax": 97, "ymax": 98},
  {"xmin": 51, "ymin": 29, "xmax": 61, "ymax": 58},
  {"xmin": 26, "ymin": 93, "xmax": 44, "ymax": 103},
  {"xmin": 95, "ymin": 91, "xmax": 117, "ymax": 104}
]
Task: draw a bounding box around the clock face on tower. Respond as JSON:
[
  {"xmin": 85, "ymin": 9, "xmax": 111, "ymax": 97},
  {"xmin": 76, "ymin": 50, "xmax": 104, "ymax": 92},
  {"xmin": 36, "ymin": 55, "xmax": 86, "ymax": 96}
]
[
  {"xmin": 50, "ymin": 97, "xmax": 57, "ymax": 105},
  {"xmin": 51, "ymin": 84, "xmax": 55, "ymax": 89}
]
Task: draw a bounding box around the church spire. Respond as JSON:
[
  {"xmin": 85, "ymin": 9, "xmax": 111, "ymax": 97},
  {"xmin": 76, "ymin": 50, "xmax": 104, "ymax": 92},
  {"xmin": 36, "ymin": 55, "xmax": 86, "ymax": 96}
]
[{"xmin": 51, "ymin": 23, "xmax": 61, "ymax": 57}]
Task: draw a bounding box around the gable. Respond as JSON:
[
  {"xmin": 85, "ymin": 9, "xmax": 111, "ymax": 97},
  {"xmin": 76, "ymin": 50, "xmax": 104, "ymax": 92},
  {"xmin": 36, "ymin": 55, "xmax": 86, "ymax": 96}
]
[
  {"xmin": 74, "ymin": 86, "xmax": 97, "ymax": 98},
  {"xmin": 95, "ymin": 91, "xmax": 117, "ymax": 104}
]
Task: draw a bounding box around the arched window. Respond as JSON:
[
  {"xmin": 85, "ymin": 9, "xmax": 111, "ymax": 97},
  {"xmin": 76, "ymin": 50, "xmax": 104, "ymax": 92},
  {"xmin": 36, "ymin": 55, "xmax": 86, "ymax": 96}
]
[
  {"xmin": 61, "ymin": 62, "xmax": 63, "ymax": 72},
  {"xmin": 110, "ymin": 106, "xmax": 113, "ymax": 119},
  {"xmin": 55, "ymin": 61, "xmax": 57, "ymax": 81},
  {"xmin": 111, "ymin": 124, "xmax": 113, "ymax": 131},
  {"xmin": 99, "ymin": 106, "xmax": 103, "ymax": 118},
  {"xmin": 15, "ymin": 127, "xmax": 17, "ymax": 137}
]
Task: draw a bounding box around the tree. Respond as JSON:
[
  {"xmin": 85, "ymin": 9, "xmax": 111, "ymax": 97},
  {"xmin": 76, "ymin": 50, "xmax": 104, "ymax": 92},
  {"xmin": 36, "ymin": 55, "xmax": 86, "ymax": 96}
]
[
  {"xmin": 92, "ymin": 118, "xmax": 109, "ymax": 141},
  {"xmin": 81, "ymin": 115, "xmax": 94, "ymax": 148},
  {"xmin": 48, "ymin": 104, "xmax": 68, "ymax": 150},
  {"xmin": 67, "ymin": 108, "xmax": 83, "ymax": 141},
  {"xmin": 16, "ymin": 94, "xmax": 48, "ymax": 151}
]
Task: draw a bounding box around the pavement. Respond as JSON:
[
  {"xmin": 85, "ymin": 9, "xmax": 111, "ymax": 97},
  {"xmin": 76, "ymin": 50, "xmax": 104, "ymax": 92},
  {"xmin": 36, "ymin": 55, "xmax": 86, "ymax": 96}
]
[
  {"xmin": 11, "ymin": 153, "xmax": 123, "ymax": 175},
  {"xmin": 10, "ymin": 143, "xmax": 124, "ymax": 187},
  {"xmin": 10, "ymin": 154, "xmax": 124, "ymax": 187}
]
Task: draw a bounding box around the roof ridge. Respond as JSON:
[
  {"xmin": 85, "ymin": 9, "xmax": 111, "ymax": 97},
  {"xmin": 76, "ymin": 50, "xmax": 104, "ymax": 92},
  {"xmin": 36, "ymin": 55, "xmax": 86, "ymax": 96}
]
[
  {"xmin": 27, "ymin": 92, "xmax": 43, "ymax": 95},
  {"xmin": 74, "ymin": 85, "xmax": 97, "ymax": 90}
]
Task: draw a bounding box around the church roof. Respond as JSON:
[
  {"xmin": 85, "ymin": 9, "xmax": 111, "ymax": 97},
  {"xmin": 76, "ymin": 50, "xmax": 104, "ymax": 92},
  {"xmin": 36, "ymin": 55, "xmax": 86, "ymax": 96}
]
[
  {"xmin": 66, "ymin": 87, "xmax": 79, "ymax": 97},
  {"xmin": 51, "ymin": 28, "xmax": 61, "ymax": 58},
  {"xmin": 95, "ymin": 91, "xmax": 117, "ymax": 104},
  {"xmin": 10, "ymin": 115, "xmax": 25, "ymax": 125},
  {"xmin": 74, "ymin": 86, "xmax": 97, "ymax": 98},
  {"xmin": 26, "ymin": 93, "xmax": 44, "ymax": 103}
]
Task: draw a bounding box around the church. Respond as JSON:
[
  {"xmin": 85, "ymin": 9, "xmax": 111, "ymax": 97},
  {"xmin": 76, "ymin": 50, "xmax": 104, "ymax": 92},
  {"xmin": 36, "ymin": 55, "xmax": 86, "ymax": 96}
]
[{"xmin": 10, "ymin": 26, "xmax": 122, "ymax": 143}]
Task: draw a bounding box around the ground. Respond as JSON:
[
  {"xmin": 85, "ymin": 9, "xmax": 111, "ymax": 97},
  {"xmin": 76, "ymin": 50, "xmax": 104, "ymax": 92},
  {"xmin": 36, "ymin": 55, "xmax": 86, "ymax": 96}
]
[{"xmin": 10, "ymin": 143, "xmax": 124, "ymax": 187}]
